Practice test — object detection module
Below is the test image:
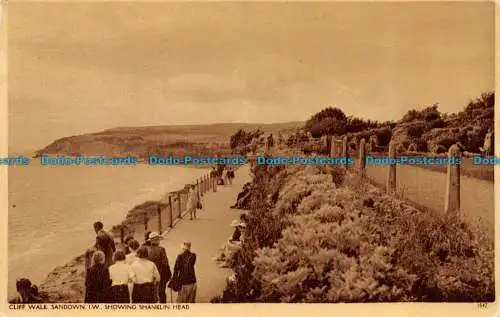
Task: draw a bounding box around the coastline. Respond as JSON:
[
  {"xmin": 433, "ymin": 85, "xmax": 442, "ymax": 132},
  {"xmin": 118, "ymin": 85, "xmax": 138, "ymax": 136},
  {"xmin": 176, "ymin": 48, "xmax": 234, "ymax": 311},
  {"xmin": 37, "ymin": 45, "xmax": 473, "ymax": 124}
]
[{"xmin": 9, "ymin": 165, "xmax": 213, "ymax": 303}]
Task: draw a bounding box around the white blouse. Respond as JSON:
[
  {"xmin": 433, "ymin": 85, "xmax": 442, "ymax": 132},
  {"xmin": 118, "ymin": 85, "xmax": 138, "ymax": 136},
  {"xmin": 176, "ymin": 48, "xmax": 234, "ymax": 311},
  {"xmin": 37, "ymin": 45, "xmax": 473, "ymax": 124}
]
[
  {"xmin": 109, "ymin": 261, "xmax": 134, "ymax": 286},
  {"xmin": 126, "ymin": 252, "xmax": 139, "ymax": 265},
  {"xmin": 129, "ymin": 258, "xmax": 161, "ymax": 284}
]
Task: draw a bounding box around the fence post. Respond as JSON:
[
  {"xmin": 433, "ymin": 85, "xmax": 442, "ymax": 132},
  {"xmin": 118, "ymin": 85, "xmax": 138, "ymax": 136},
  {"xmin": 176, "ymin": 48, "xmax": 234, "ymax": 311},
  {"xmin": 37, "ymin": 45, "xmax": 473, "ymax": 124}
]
[
  {"xmin": 445, "ymin": 144, "xmax": 461, "ymax": 215},
  {"xmin": 168, "ymin": 195, "xmax": 173, "ymax": 228},
  {"xmin": 157, "ymin": 203, "xmax": 162, "ymax": 234},
  {"xmin": 386, "ymin": 142, "xmax": 396, "ymax": 195},
  {"xmin": 330, "ymin": 137, "xmax": 336, "ymax": 157},
  {"xmin": 177, "ymin": 192, "xmax": 182, "ymax": 218},
  {"xmin": 359, "ymin": 138, "xmax": 366, "ymax": 176},
  {"xmin": 201, "ymin": 175, "xmax": 205, "ymax": 194},
  {"xmin": 204, "ymin": 175, "xmax": 208, "ymax": 193},
  {"xmin": 197, "ymin": 179, "xmax": 202, "ymax": 197},
  {"xmin": 342, "ymin": 136, "xmax": 348, "ymax": 162}
]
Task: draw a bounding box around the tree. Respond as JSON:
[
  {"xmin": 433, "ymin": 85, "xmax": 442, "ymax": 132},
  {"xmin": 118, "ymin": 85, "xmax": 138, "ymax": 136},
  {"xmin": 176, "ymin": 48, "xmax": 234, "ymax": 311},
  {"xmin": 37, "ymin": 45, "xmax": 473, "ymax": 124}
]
[{"xmin": 304, "ymin": 107, "xmax": 347, "ymax": 137}]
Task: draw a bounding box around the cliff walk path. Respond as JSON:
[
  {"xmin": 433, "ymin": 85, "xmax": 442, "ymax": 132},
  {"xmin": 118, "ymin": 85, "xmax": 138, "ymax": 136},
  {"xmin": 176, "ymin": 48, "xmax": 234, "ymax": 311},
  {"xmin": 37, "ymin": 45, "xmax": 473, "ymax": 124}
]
[{"xmin": 158, "ymin": 164, "xmax": 251, "ymax": 303}]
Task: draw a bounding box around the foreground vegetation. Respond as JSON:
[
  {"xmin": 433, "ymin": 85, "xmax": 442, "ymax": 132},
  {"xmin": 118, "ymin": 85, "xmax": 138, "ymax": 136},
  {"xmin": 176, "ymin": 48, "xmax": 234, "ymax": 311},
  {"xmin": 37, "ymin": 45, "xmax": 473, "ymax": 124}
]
[{"xmin": 214, "ymin": 159, "xmax": 494, "ymax": 302}]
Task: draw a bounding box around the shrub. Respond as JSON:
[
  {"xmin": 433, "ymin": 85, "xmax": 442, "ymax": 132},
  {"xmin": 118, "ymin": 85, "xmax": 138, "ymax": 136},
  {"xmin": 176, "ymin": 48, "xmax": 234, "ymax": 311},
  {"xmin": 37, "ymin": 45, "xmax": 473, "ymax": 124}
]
[
  {"xmin": 304, "ymin": 107, "xmax": 347, "ymax": 137},
  {"xmin": 375, "ymin": 127, "xmax": 392, "ymax": 147},
  {"xmin": 407, "ymin": 123, "xmax": 426, "ymax": 140}
]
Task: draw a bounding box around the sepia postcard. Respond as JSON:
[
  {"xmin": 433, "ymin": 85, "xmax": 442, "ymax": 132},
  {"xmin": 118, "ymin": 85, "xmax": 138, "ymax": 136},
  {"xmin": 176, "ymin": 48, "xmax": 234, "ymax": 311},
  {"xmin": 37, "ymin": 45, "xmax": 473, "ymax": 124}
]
[{"xmin": 0, "ymin": 1, "xmax": 498, "ymax": 317}]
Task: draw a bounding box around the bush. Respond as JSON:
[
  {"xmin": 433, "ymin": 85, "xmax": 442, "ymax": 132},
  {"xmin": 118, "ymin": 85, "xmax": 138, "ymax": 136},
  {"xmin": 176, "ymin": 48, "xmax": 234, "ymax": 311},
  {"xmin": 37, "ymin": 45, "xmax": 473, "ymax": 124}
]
[
  {"xmin": 407, "ymin": 123, "xmax": 426, "ymax": 140},
  {"xmin": 375, "ymin": 128, "xmax": 392, "ymax": 147},
  {"xmin": 427, "ymin": 118, "xmax": 445, "ymax": 129},
  {"xmin": 304, "ymin": 107, "xmax": 347, "ymax": 137}
]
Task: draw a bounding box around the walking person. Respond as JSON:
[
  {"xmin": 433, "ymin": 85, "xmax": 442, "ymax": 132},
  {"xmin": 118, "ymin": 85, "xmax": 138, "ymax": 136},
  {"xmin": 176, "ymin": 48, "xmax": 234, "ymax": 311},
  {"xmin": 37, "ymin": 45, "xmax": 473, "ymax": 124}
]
[
  {"xmin": 186, "ymin": 185, "xmax": 201, "ymax": 220},
  {"xmin": 171, "ymin": 241, "xmax": 197, "ymax": 303},
  {"xmin": 85, "ymin": 250, "xmax": 112, "ymax": 303},
  {"xmin": 108, "ymin": 250, "xmax": 133, "ymax": 303},
  {"xmin": 146, "ymin": 232, "xmax": 172, "ymax": 303},
  {"xmin": 226, "ymin": 164, "xmax": 235, "ymax": 185},
  {"xmin": 129, "ymin": 246, "xmax": 161, "ymax": 303},
  {"xmin": 93, "ymin": 221, "xmax": 116, "ymax": 268}
]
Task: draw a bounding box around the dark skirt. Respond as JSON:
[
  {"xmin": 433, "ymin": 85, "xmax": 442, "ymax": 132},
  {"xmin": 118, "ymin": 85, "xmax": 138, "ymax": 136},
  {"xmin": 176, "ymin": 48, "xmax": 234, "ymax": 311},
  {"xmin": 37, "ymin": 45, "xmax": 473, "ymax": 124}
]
[
  {"xmin": 132, "ymin": 283, "xmax": 156, "ymax": 303},
  {"xmin": 84, "ymin": 289, "xmax": 109, "ymax": 303},
  {"xmin": 109, "ymin": 285, "xmax": 130, "ymax": 303}
]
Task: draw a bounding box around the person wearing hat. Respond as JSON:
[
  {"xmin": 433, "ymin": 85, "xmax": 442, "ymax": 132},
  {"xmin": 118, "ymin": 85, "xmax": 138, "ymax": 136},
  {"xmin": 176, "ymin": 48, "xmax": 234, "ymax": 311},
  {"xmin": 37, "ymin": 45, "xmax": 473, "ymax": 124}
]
[
  {"xmin": 170, "ymin": 241, "xmax": 197, "ymax": 303},
  {"xmin": 146, "ymin": 231, "xmax": 171, "ymax": 303},
  {"xmin": 9, "ymin": 278, "xmax": 43, "ymax": 303},
  {"xmin": 213, "ymin": 217, "xmax": 247, "ymax": 267}
]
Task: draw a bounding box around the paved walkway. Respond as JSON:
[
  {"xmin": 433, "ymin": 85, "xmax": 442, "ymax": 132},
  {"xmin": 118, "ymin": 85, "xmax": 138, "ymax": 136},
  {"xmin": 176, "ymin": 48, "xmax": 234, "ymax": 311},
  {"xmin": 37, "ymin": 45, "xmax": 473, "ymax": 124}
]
[{"xmin": 158, "ymin": 164, "xmax": 251, "ymax": 303}]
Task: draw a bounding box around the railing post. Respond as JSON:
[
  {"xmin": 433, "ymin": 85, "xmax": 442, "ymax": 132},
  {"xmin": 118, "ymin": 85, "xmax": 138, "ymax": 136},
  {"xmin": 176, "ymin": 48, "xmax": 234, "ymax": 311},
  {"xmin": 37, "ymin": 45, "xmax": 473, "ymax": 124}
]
[
  {"xmin": 203, "ymin": 175, "xmax": 207, "ymax": 194},
  {"xmin": 197, "ymin": 179, "xmax": 202, "ymax": 197},
  {"xmin": 342, "ymin": 136, "xmax": 348, "ymax": 164},
  {"xmin": 168, "ymin": 195, "xmax": 173, "ymax": 228},
  {"xmin": 177, "ymin": 192, "xmax": 182, "ymax": 218},
  {"xmin": 157, "ymin": 203, "xmax": 162, "ymax": 234},
  {"xmin": 386, "ymin": 142, "xmax": 396, "ymax": 195},
  {"xmin": 445, "ymin": 144, "xmax": 461, "ymax": 215},
  {"xmin": 330, "ymin": 137, "xmax": 336, "ymax": 157},
  {"xmin": 359, "ymin": 138, "xmax": 366, "ymax": 177}
]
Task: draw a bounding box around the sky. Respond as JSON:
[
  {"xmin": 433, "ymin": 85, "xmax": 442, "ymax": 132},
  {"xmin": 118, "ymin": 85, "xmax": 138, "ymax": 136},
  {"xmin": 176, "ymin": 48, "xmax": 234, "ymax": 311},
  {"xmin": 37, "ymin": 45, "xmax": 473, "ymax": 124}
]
[{"xmin": 8, "ymin": 1, "xmax": 495, "ymax": 152}]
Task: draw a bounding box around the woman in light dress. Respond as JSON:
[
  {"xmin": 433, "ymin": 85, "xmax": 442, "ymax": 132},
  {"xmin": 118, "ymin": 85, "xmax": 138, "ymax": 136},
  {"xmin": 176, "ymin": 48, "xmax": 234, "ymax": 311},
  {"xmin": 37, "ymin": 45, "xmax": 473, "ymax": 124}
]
[{"xmin": 186, "ymin": 184, "xmax": 201, "ymax": 220}]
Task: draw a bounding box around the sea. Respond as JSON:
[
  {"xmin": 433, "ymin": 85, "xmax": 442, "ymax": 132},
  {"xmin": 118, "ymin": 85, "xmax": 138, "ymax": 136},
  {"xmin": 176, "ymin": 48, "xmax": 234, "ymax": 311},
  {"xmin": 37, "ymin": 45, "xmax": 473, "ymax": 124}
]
[{"xmin": 7, "ymin": 163, "xmax": 210, "ymax": 298}]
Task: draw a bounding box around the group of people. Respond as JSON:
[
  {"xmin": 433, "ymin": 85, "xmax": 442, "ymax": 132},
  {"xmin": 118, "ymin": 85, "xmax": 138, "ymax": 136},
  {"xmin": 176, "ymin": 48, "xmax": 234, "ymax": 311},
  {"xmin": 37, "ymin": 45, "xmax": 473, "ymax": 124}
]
[
  {"xmin": 212, "ymin": 214, "xmax": 247, "ymax": 268},
  {"xmin": 85, "ymin": 221, "xmax": 197, "ymax": 303},
  {"xmin": 10, "ymin": 278, "xmax": 44, "ymax": 303},
  {"xmin": 211, "ymin": 163, "xmax": 235, "ymax": 186}
]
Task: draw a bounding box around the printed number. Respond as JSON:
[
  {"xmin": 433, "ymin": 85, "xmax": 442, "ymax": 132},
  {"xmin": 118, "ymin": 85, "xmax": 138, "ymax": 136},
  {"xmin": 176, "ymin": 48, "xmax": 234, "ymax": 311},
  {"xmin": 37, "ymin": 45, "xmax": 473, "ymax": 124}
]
[{"xmin": 477, "ymin": 302, "xmax": 487, "ymax": 309}]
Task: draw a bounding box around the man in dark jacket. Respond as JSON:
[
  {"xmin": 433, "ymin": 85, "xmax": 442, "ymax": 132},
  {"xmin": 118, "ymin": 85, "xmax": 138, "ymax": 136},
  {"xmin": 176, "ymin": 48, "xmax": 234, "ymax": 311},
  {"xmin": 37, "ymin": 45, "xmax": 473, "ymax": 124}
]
[
  {"xmin": 93, "ymin": 221, "xmax": 116, "ymax": 268},
  {"xmin": 147, "ymin": 231, "xmax": 172, "ymax": 303},
  {"xmin": 172, "ymin": 241, "xmax": 197, "ymax": 303}
]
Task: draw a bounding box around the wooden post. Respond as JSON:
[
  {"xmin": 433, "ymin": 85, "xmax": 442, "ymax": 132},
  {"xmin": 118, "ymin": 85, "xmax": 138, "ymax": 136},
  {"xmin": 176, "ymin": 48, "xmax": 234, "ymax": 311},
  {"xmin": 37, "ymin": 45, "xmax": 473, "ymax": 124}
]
[
  {"xmin": 445, "ymin": 144, "xmax": 461, "ymax": 215},
  {"xmin": 177, "ymin": 192, "xmax": 182, "ymax": 218},
  {"xmin": 201, "ymin": 176, "xmax": 205, "ymax": 194},
  {"xmin": 342, "ymin": 136, "xmax": 348, "ymax": 157},
  {"xmin": 157, "ymin": 203, "xmax": 162, "ymax": 234},
  {"xmin": 330, "ymin": 137, "xmax": 336, "ymax": 157},
  {"xmin": 168, "ymin": 195, "xmax": 173, "ymax": 228},
  {"xmin": 386, "ymin": 142, "xmax": 396, "ymax": 195},
  {"xmin": 359, "ymin": 138, "xmax": 366, "ymax": 176},
  {"xmin": 197, "ymin": 179, "xmax": 202, "ymax": 197}
]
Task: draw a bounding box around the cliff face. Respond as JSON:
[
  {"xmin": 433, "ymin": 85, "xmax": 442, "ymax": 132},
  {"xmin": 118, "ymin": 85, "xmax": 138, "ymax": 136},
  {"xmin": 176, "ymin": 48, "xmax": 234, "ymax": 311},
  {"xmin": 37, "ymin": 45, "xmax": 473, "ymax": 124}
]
[
  {"xmin": 38, "ymin": 254, "xmax": 87, "ymax": 303},
  {"xmin": 34, "ymin": 122, "xmax": 304, "ymax": 158}
]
